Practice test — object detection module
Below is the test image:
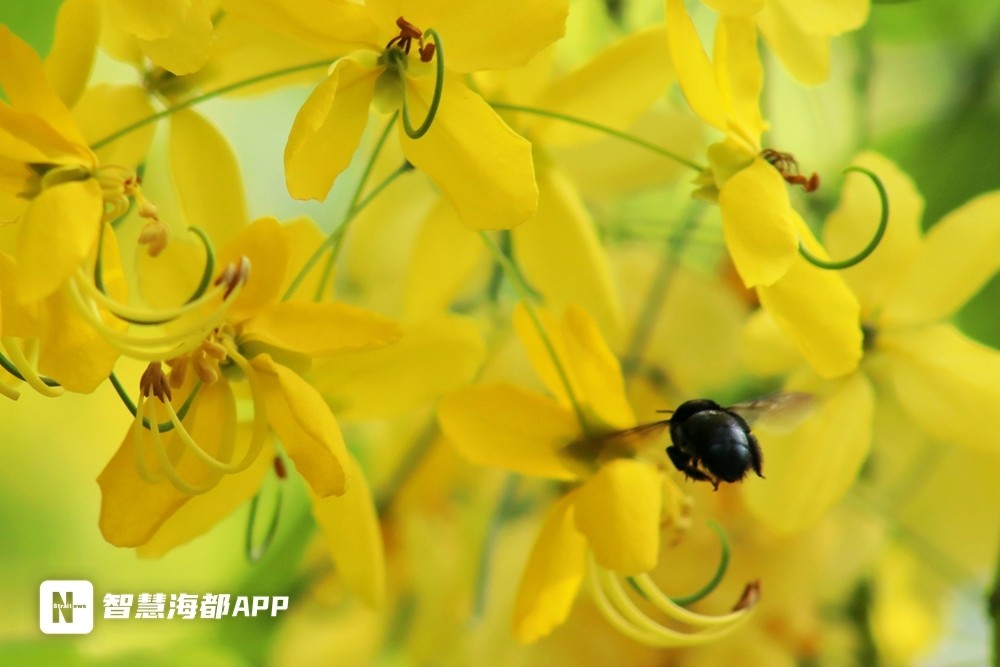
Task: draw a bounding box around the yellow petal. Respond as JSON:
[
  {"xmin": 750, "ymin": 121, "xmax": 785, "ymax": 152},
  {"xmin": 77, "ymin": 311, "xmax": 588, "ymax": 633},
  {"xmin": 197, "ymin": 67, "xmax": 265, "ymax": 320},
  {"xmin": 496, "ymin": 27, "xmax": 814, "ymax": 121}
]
[
  {"xmin": 0, "ymin": 251, "xmax": 40, "ymax": 336},
  {"xmin": 252, "ymin": 355, "xmax": 351, "ymax": 497},
  {"xmin": 74, "ymin": 84, "xmax": 157, "ymax": 168},
  {"xmin": 403, "ymin": 196, "xmax": 490, "ymax": 320},
  {"xmin": 0, "ymin": 105, "xmax": 89, "ymax": 165},
  {"xmin": 315, "ymin": 315, "xmax": 486, "ymax": 420},
  {"xmin": 16, "ymin": 178, "xmax": 102, "ymax": 302},
  {"xmin": 98, "ymin": 379, "xmax": 236, "ymax": 547},
  {"xmin": 137, "ymin": 431, "xmax": 274, "ymax": 558},
  {"xmin": 757, "ymin": 0, "xmax": 831, "ymax": 85},
  {"xmin": 573, "ymin": 459, "xmax": 661, "ymax": 575},
  {"xmin": 714, "ymin": 17, "xmax": 765, "ymax": 139},
  {"xmin": 43, "ymin": 0, "xmax": 101, "ymax": 108},
  {"xmin": 310, "ymin": 454, "xmax": 386, "ymax": 608},
  {"xmin": 744, "ymin": 370, "xmax": 874, "ymax": 533},
  {"xmin": 773, "ymin": 0, "xmax": 869, "ymax": 35},
  {"xmin": 881, "ymin": 324, "xmax": 1000, "ymax": 453},
  {"xmin": 741, "ymin": 309, "xmax": 803, "ymax": 377},
  {"xmin": 107, "ymin": 0, "xmax": 186, "ymax": 40},
  {"xmin": 512, "ymin": 494, "xmax": 587, "ymax": 643},
  {"xmin": 401, "ymin": 74, "xmax": 537, "ymax": 230},
  {"xmin": 666, "ymin": 0, "xmax": 727, "ymax": 131},
  {"xmin": 136, "ymin": 0, "xmax": 213, "ymax": 75},
  {"xmin": 285, "ymin": 55, "xmax": 380, "ymax": 201},
  {"xmin": 369, "ymin": 0, "xmax": 568, "ymax": 73},
  {"xmin": 169, "ymin": 109, "xmax": 248, "ymax": 247},
  {"xmin": 514, "ymin": 304, "xmax": 634, "ymax": 430},
  {"xmin": 531, "ymin": 26, "xmax": 674, "ymax": 146},
  {"xmin": 882, "ymin": 191, "xmax": 1000, "ymax": 327},
  {"xmin": 512, "ymin": 167, "xmax": 624, "ymax": 344},
  {"xmin": 437, "ymin": 382, "xmax": 578, "ymax": 480},
  {"xmin": 219, "ymin": 217, "xmax": 288, "ymax": 322},
  {"xmin": 0, "ymin": 26, "xmax": 89, "ymax": 150},
  {"xmin": 757, "ymin": 244, "xmax": 863, "ymax": 379},
  {"xmin": 823, "ymin": 152, "xmax": 924, "ymax": 317},
  {"xmin": 719, "ymin": 158, "xmax": 799, "ymax": 288},
  {"xmin": 223, "ymin": 0, "xmax": 379, "ymax": 53},
  {"xmin": 36, "ymin": 227, "xmax": 124, "ymax": 392},
  {"xmin": 242, "ymin": 301, "xmax": 402, "ymax": 357}
]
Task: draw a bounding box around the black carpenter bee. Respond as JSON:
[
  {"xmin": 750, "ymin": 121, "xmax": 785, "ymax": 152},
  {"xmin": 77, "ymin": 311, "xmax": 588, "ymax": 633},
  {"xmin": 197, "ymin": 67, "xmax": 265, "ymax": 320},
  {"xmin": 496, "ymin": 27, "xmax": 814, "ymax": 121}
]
[
  {"xmin": 660, "ymin": 394, "xmax": 812, "ymax": 489},
  {"xmin": 563, "ymin": 394, "xmax": 811, "ymax": 490}
]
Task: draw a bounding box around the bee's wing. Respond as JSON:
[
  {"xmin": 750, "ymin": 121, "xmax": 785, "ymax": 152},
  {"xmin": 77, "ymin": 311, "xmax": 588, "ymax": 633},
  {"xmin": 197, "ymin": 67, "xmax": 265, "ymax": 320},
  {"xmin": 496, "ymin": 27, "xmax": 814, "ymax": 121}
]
[
  {"xmin": 562, "ymin": 420, "xmax": 670, "ymax": 460},
  {"xmin": 726, "ymin": 392, "xmax": 814, "ymax": 433}
]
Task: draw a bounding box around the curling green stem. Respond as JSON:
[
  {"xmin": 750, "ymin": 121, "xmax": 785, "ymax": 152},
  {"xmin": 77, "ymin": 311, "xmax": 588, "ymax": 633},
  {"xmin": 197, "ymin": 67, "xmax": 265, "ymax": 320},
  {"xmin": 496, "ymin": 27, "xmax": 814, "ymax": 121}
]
[
  {"xmin": 401, "ymin": 29, "xmax": 444, "ymax": 139},
  {"xmin": 109, "ymin": 371, "xmax": 200, "ymax": 432},
  {"xmin": 489, "ymin": 102, "xmax": 706, "ymax": 173},
  {"xmin": 90, "ymin": 59, "xmax": 336, "ymax": 150},
  {"xmin": 283, "ymin": 161, "xmax": 412, "ymax": 301},
  {"xmin": 245, "ymin": 469, "xmax": 285, "ymax": 562},
  {"xmin": 479, "ymin": 232, "xmax": 591, "ymax": 434},
  {"xmin": 185, "ymin": 227, "xmax": 217, "ymax": 304},
  {"xmin": 312, "ymin": 113, "xmax": 399, "ymax": 302},
  {"xmin": 799, "ymin": 166, "xmax": 888, "ymax": 270},
  {"xmin": 670, "ymin": 521, "xmax": 730, "ymax": 606}
]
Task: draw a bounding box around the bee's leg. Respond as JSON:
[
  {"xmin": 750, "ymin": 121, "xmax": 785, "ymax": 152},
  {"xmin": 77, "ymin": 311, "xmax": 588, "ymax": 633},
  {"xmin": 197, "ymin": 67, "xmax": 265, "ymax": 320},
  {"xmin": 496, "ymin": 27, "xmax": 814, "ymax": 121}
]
[
  {"xmin": 748, "ymin": 433, "xmax": 764, "ymax": 478},
  {"xmin": 665, "ymin": 445, "xmax": 691, "ymax": 473}
]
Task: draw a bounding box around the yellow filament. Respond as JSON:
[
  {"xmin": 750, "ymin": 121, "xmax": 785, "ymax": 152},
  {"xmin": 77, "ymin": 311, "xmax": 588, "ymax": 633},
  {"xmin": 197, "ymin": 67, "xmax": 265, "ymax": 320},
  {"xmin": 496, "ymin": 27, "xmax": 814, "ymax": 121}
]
[
  {"xmin": 159, "ymin": 345, "xmax": 266, "ymax": 475},
  {"xmin": 0, "ymin": 379, "xmax": 21, "ymax": 400},
  {"xmin": 631, "ymin": 574, "xmax": 748, "ymax": 628},
  {"xmin": 1, "ymin": 338, "xmax": 64, "ymax": 397},
  {"xmin": 586, "ymin": 554, "xmax": 751, "ymax": 647},
  {"xmin": 133, "ymin": 393, "xmax": 163, "ymax": 484},
  {"xmin": 146, "ymin": 398, "xmax": 221, "ymax": 495},
  {"xmin": 74, "ymin": 268, "xmax": 232, "ymax": 324},
  {"xmin": 67, "ymin": 279, "xmax": 224, "ymax": 360}
]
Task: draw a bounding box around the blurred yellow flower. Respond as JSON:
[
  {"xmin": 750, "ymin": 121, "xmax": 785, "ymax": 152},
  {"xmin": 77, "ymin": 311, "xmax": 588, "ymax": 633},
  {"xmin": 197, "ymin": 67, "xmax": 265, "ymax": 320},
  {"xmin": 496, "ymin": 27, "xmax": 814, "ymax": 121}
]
[
  {"xmin": 698, "ymin": 0, "xmax": 870, "ymax": 85},
  {"xmin": 744, "ymin": 152, "xmax": 1000, "ymax": 532}
]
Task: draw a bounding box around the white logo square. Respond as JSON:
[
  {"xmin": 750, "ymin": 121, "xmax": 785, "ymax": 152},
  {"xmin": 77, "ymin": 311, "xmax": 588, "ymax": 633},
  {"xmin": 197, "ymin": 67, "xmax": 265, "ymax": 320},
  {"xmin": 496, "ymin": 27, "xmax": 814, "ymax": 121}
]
[{"xmin": 39, "ymin": 580, "xmax": 94, "ymax": 635}]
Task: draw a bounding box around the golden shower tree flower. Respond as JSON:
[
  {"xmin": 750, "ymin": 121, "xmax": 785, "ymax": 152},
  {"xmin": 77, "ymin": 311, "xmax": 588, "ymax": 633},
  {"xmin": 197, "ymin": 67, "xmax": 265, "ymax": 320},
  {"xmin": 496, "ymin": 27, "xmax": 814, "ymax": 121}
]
[
  {"xmin": 224, "ymin": 0, "xmax": 568, "ymax": 230},
  {"xmin": 439, "ymin": 305, "xmax": 754, "ymax": 643},
  {"xmin": 696, "ymin": 0, "xmax": 870, "ymax": 85},
  {"xmin": 97, "ymin": 217, "xmax": 402, "ymax": 607},
  {"xmin": 665, "ymin": 0, "xmax": 862, "ymax": 378},
  {"xmin": 743, "ymin": 152, "xmax": 1000, "ymax": 533}
]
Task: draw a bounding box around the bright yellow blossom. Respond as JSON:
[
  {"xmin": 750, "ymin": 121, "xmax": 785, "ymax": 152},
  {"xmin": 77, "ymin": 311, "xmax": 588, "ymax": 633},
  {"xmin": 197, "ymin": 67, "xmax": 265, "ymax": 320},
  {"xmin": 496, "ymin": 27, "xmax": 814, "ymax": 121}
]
[
  {"xmin": 97, "ymin": 217, "xmax": 401, "ymax": 606},
  {"xmin": 743, "ymin": 152, "xmax": 1000, "ymax": 533},
  {"xmin": 665, "ymin": 0, "xmax": 862, "ymax": 378},
  {"xmin": 225, "ymin": 0, "xmax": 569, "ymax": 230},
  {"xmin": 439, "ymin": 305, "xmax": 753, "ymax": 643}
]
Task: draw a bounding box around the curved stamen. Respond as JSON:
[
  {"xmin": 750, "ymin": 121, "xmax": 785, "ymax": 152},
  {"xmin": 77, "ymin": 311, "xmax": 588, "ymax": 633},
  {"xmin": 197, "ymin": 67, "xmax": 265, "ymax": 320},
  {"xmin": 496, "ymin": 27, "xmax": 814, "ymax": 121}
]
[
  {"xmin": 0, "ymin": 338, "xmax": 64, "ymax": 398},
  {"xmin": 401, "ymin": 28, "xmax": 444, "ymax": 139},
  {"xmin": 586, "ymin": 553, "xmax": 755, "ymax": 647},
  {"xmin": 144, "ymin": 394, "xmax": 223, "ymax": 494},
  {"xmin": 799, "ymin": 166, "xmax": 889, "ymax": 270},
  {"xmin": 666, "ymin": 520, "xmax": 730, "ymax": 607}
]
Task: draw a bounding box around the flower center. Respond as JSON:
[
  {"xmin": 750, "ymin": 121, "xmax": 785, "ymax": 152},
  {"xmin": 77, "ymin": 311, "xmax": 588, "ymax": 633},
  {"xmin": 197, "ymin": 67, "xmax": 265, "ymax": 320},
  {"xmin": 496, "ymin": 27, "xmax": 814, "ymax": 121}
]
[
  {"xmin": 385, "ymin": 16, "xmax": 436, "ymax": 63},
  {"xmin": 761, "ymin": 148, "xmax": 819, "ymax": 193},
  {"xmin": 167, "ymin": 324, "xmax": 237, "ymax": 387}
]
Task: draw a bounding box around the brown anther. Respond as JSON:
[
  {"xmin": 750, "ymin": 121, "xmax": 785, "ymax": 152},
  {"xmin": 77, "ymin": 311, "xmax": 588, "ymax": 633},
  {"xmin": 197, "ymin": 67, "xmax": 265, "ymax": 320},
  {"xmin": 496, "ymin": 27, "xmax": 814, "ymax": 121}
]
[
  {"xmin": 732, "ymin": 579, "xmax": 762, "ymax": 612},
  {"xmin": 167, "ymin": 356, "xmax": 188, "ymax": 388},
  {"xmin": 760, "ymin": 148, "xmax": 820, "ymax": 193},
  {"xmin": 139, "ymin": 362, "xmax": 173, "ymax": 402},
  {"xmin": 395, "ymin": 16, "xmax": 422, "ymax": 40},
  {"xmin": 202, "ymin": 340, "xmax": 227, "ymax": 360},
  {"xmin": 214, "ymin": 256, "xmax": 251, "ymax": 300},
  {"xmin": 274, "ymin": 456, "xmax": 287, "ymax": 479},
  {"xmin": 419, "ymin": 42, "xmax": 436, "ymax": 63},
  {"xmin": 386, "ymin": 16, "xmax": 434, "ymax": 61}
]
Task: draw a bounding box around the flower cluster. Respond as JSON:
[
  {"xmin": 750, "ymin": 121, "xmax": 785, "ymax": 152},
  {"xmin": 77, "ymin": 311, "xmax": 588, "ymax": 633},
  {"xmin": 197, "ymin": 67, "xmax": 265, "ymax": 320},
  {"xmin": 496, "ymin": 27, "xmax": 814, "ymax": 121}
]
[{"xmin": 2, "ymin": 1, "xmax": 998, "ymax": 665}]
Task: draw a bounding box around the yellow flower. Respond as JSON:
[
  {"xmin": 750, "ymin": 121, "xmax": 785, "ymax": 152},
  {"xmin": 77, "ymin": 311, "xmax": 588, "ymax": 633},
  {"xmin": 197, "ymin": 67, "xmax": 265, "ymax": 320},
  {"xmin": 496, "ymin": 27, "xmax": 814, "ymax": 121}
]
[
  {"xmin": 97, "ymin": 217, "xmax": 401, "ymax": 606},
  {"xmin": 665, "ymin": 0, "xmax": 862, "ymax": 377},
  {"xmin": 743, "ymin": 152, "xmax": 1000, "ymax": 533},
  {"xmin": 225, "ymin": 0, "xmax": 569, "ymax": 230},
  {"xmin": 103, "ymin": 0, "xmax": 215, "ymax": 75},
  {"xmin": 697, "ymin": 0, "xmax": 870, "ymax": 85},
  {"xmin": 439, "ymin": 305, "xmax": 753, "ymax": 643}
]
